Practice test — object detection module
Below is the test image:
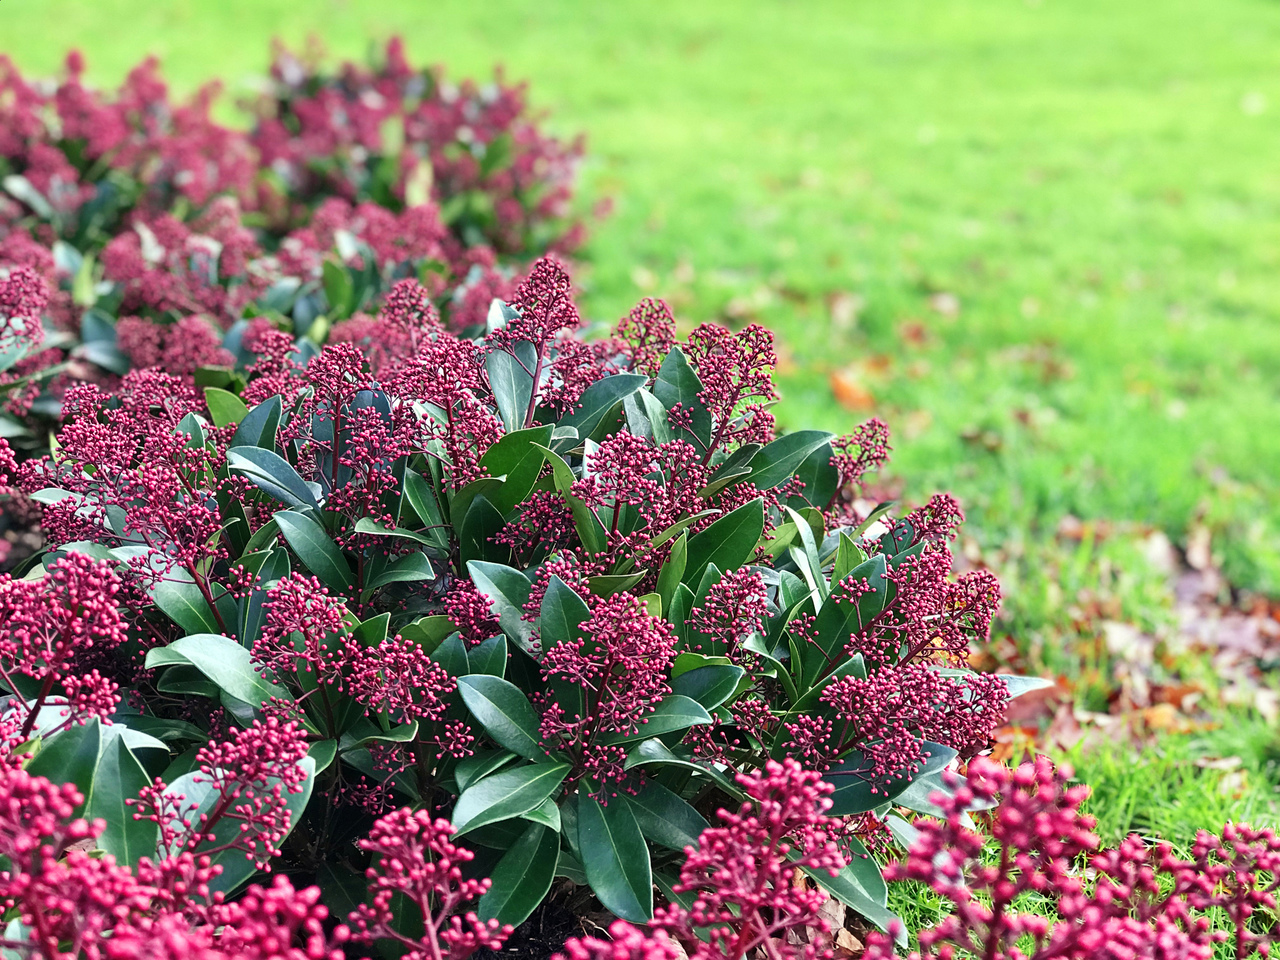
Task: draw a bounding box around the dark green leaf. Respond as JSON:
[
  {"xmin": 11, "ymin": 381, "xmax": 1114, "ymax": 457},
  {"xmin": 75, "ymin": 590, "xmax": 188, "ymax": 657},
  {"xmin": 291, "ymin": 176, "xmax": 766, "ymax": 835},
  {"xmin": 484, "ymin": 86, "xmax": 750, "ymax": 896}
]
[
  {"xmin": 578, "ymin": 794, "xmax": 652, "ymax": 922},
  {"xmin": 430, "ymin": 634, "xmax": 470, "ymax": 677},
  {"xmin": 27, "ymin": 720, "xmax": 101, "ymax": 815},
  {"xmin": 746, "ymin": 431, "xmax": 834, "ymax": 491},
  {"xmin": 171, "ymin": 755, "xmax": 315, "ymax": 894},
  {"xmin": 587, "ymin": 570, "xmax": 648, "ymax": 597},
  {"xmin": 456, "ymin": 675, "xmax": 543, "ymax": 760},
  {"xmin": 204, "ymin": 387, "xmax": 248, "ymax": 429},
  {"xmin": 146, "ymin": 633, "xmax": 289, "ymax": 708},
  {"xmin": 623, "ymin": 739, "xmax": 746, "ymax": 797},
  {"xmin": 486, "ymin": 345, "xmax": 536, "ymax": 434},
  {"xmin": 403, "ymin": 469, "xmax": 448, "ymax": 548},
  {"xmin": 653, "ymin": 348, "xmax": 712, "ymax": 448},
  {"xmin": 799, "ymin": 841, "xmax": 902, "ymax": 942},
  {"xmin": 362, "ymin": 552, "xmax": 435, "ymax": 593},
  {"xmin": 151, "ymin": 578, "xmax": 221, "ymax": 635},
  {"xmin": 478, "ymin": 424, "xmax": 553, "ymax": 514},
  {"xmin": 539, "ymin": 576, "xmax": 591, "ymax": 650},
  {"xmin": 322, "ymin": 259, "xmax": 354, "ymax": 319},
  {"xmin": 274, "ymin": 511, "xmax": 354, "ymax": 590},
  {"xmin": 242, "ymin": 518, "xmax": 281, "ymax": 556},
  {"xmin": 452, "ymin": 761, "xmax": 570, "ymax": 835},
  {"xmin": 228, "ymin": 448, "xmax": 320, "ymax": 510},
  {"xmin": 458, "ymin": 495, "xmax": 508, "ymax": 566},
  {"xmin": 623, "ymin": 387, "xmax": 672, "ymax": 445},
  {"xmin": 307, "ymin": 739, "xmax": 339, "ymax": 773},
  {"xmin": 655, "ymin": 532, "xmax": 687, "ymax": 611},
  {"xmin": 557, "ymin": 374, "xmax": 647, "ymax": 443},
  {"xmin": 230, "ymin": 396, "xmax": 281, "ymax": 449},
  {"xmin": 788, "ymin": 441, "xmax": 840, "ymax": 511},
  {"xmin": 352, "ymin": 517, "xmax": 436, "ymax": 547},
  {"xmin": 683, "ymin": 499, "xmax": 764, "ymax": 584},
  {"xmin": 467, "ymin": 634, "xmax": 508, "ymax": 678},
  {"xmin": 825, "ymin": 741, "xmax": 956, "ymax": 816},
  {"xmin": 87, "ymin": 735, "xmax": 159, "ymax": 868},
  {"xmin": 466, "ymin": 561, "xmax": 534, "ymax": 649},
  {"xmin": 478, "ymin": 822, "xmax": 560, "ymax": 925},
  {"xmin": 670, "ymin": 663, "xmax": 745, "ymax": 710},
  {"xmin": 602, "ymin": 695, "xmax": 712, "ymax": 743},
  {"xmin": 536, "ymin": 444, "xmax": 606, "ymax": 554},
  {"xmin": 832, "ymin": 533, "xmax": 868, "ymax": 583},
  {"xmin": 239, "ymin": 547, "xmax": 289, "ymax": 647},
  {"xmin": 628, "ymin": 781, "xmax": 709, "ymax": 852},
  {"xmin": 455, "ymin": 750, "xmax": 517, "ymax": 793}
]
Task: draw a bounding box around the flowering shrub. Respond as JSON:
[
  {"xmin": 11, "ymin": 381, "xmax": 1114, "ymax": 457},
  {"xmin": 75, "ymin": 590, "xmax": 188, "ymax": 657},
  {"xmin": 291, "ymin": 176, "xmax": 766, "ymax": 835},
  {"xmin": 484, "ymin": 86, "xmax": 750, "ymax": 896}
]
[
  {"xmin": 0, "ymin": 41, "xmax": 582, "ymax": 437},
  {"xmin": 861, "ymin": 756, "xmax": 1280, "ymax": 960},
  {"xmin": 0, "ymin": 252, "xmax": 1045, "ymax": 948},
  {"xmin": 0, "ymin": 751, "xmax": 527, "ymax": 959},
  {"xmin": 248, "ymin": 38, "xmax": 585, "ymax": 257},
  {"xmin": 0, "ymin": 42, "xmax": 582, "ymax": 255}
]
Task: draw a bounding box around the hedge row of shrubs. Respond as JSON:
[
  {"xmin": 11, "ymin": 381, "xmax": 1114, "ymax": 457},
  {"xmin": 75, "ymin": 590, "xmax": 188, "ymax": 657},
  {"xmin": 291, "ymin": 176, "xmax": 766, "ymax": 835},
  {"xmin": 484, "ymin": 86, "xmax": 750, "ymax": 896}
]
[{"xmin": 0, "ymin": 42, "xmax": 1274, "ymax": 960}]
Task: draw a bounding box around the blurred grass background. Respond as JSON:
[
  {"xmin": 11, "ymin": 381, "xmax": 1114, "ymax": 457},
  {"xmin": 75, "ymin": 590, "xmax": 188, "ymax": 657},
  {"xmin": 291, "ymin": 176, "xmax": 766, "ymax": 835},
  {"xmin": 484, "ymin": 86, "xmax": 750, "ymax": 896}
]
[{"xmin": 7, "ymin": 0, "xmax": 1280, "ymax": 832}]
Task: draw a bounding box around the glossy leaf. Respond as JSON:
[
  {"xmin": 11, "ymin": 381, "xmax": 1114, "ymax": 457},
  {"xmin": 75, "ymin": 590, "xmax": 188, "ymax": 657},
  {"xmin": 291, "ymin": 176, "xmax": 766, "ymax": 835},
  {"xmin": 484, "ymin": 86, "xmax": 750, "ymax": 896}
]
[
  {"xmin": 27, "ymin": 720, "xmax": 101, "ymax": 815},
  {"xmin": 477, "ymin": 424, "xmax": 552, "ymax": 513},
  {"xmin": 204, "ymin": 387, "xmax": 248, "ymax": 429},
  {"xmin": 486, "ymin": 345, "xmax": 536, "ymax": 434},
  {"xmin": 230, "ymin": 395, "xmax": 281, "ymax": 449},
  {"xmin": 653, "ymin": 348, "xmax": 712, "ymax": 447},
  {"xmin": 602, "ymin": 695, "xmax": 712, "ymax": 744},
  {"xmin": 670, "ymin": 663, "xmax": 745, "ymax": 710},
  {"xmin": 146, "ymin": 633, "xmax": 289, "ymax": 708},
  {"xmin": 466, "ymin": 561, "xmax": 534, "ymax": 649},
  {"xmin": 274, "ymin": 511, "xmax": 354, "ymax": 590},
  {"xmin": 87, "ymin": 735, "xmax": 159, "ymax": 868},
  {"xmin": 557, "ymin": 373, "xmax": 646, "ymax": 442},
  {"xmin": 683, "ymin": 499, "xmax": 764, "ymax": 585},
  {"xmin": 746, "ymin": 430, "xmax": 834, "ymax": 491},
  {"xmin": 578, "ymin": 794, "xmax": 652, "ymax": 922},
  {"xmin": 455, "ymin": 750, "xmax": 517, "ymax": 793},
  {"xmin": 456, "ymin": 675, "xmax": 543, "ymax": 760},
  {"xmin": 150, "ymin": 578, "xmax": 221, "ymax": 636},
  {"xmin": 362, "ymin": 552, "xmax": 435, "ymax": 593},
  {"xmin": 628, "ymin": 781, "xmax": 709, "ymax": 852},
  {"xmin": 452, "ymin": 761, "xmax": 570, "ymax": 835},
  {"xmin": 478, "ymin": 822, "xmax": 560, "ymax": 925}
]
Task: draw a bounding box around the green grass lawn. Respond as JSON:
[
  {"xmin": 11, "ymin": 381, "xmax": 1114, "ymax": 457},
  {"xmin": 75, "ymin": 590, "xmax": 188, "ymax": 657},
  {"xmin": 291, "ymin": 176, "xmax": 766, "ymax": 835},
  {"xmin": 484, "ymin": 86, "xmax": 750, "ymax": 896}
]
[{"xmin": 7, "ymin": 0, "xmax": 1280, "ymax": 845}]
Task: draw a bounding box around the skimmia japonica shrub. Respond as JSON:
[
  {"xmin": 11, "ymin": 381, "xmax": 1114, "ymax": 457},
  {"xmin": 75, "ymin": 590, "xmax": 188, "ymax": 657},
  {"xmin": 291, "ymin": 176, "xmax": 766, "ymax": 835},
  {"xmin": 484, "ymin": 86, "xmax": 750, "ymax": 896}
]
[
  {"xmin": 858, "ymin": 757, "xmax": 1280, "ymax": 960},
  {"xmin": 557, "ymin": 757, "xmax": 1280, "ymax": 960},
  {"xmin": 0, "ymin": 41, "xmax": 581, "ymax": 438},
  {"xmin": 0, "ymin": 254, "xmax": 1041, "ymax": 948},
  {"xmin": 248, "ymin": 38, "xmax": 586, "ymax": 257},
  {"xmin": 0, "ymin": 41, "xmax": 582, "ymax": 255}
]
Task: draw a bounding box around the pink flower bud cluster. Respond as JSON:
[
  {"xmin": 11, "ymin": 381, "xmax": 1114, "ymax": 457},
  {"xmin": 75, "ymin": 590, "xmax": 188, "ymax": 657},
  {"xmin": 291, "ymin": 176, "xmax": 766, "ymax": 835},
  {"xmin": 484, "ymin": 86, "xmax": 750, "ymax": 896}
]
[
  {"xmin": 819, "ymin": 664, "xmax": 1008, "ymax": 780},
  {"xmin": 864, "ymin": 755, "xmax": 1280, "ymax": 960},
  {"xmin": 1, "ymin": 51, "xmax": 254, "ymax": 233},
  {"xmin": 684, "ymin": 323, "xmax": 779, "ymax": 460},
  {"xmin": 0, "ymin": 553, "xmax": 127, "ymax": 741},
  {"xmin": 556, "ymin": 921, "xmax": 685, "ymax": 960},
  {"xmin": 649, "ymin": 758, "xmax": 847, "ymax": 960},
  {"xmin": 539, "ymin": 592, "xmax": 678, "ymax": 795},
  {"xmin": 0, "ymin": 756, "xmax": 349, "ymax": 960},
  {"xmin": 685, "ymin": 567, "xmax": 769, "ymax": 660},
  {"xmin": 350, "ymin": 807, "xmax": 514, "ymax": 960},
  {"xmin": 139, "ymin": 717, "xmax": 309, "ymax": 869},
  {"xmin": 0, "ymin": 265, "xmax": 48, "ymax": 356},
  {"xmin": 249, "ymin": 37, "xmax": 584, "ymax": 258}
]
